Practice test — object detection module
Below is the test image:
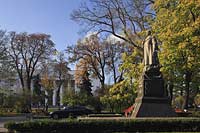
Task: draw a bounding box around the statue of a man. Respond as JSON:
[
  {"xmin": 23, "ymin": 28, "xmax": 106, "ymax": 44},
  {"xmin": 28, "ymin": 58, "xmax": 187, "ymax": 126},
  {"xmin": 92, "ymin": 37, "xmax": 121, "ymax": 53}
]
[{"xmin": 143, "ymin": 31, "xmax": 159, "ymax": 70}]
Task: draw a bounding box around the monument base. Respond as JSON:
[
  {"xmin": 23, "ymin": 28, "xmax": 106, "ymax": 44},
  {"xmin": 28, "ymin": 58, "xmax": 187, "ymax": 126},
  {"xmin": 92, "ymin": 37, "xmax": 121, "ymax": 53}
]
[
  {"xmin": 131, "ymin": 66, "xmax": 176, "ymax": 117},
  {"xmin": 132, "ymin": 97, "xmax": 176, "ymax": 117}
]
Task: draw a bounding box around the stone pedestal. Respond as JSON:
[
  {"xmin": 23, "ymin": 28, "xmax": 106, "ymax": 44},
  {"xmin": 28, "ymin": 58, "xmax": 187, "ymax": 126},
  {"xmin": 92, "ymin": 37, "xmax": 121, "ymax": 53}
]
[{"xmin": 132, "ymin": 67, "xmax": 176, "ymax": 117}]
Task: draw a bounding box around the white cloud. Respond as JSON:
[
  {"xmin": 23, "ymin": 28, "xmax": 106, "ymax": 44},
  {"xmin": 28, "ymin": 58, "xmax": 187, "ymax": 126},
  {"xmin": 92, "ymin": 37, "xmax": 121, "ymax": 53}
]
[
  {"xmin": 80, "ymin": 31, "xmax": 98, "ymax": 44},
  {"xmin": 106, "ymin": 34, "xmax": 124, "ymax": 44},
  {"xmin": 85, "ymin": 31, "xmax": 98, "ymax": 38}
]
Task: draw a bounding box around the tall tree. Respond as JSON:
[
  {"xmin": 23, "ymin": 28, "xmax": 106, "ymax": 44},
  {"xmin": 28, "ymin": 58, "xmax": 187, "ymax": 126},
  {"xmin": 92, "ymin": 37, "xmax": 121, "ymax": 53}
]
[
  {"xmin": 32, "ymin": 74, "xmax": 44, "ymax": 108},
  {"xmin": 71, "ymin": 0, "xmax": 154, "ymax": 50},
  {"xmin": 79, "ymin": 71, "xmax": 93, "ymax": 96},
  {"xmin": 40, "ymin": 61, "xmax": 55, "ymax": 111},
  {"xmin": 152, "ymin": 0, "xmax": 200, "ymax": 109},
  {"xmin": 71, "ymin": 0, "xmax": 155, "ymax": 97},
  {"xmin": 53, "ymin": 52, "xmax": 70, "ymax": 108},
  {"xmin": 67, "ymin": 34, "xmax": 108, "ymax": 90},
  {"xmin": 5, "ymin": 32, "xmax": 55, "ymax": 110},
  {"xmin": 6, "ymin": 32, "xmax": 55, "ymax": 91},
  {"xmin": 0, "ymin": 30, "xmax": 15, "ymax": 79},
  {"xmin": 74, "ymin": 59, "xmax": 89, "ymax": 85},
  {"xmin": 0, "ymin": 30, "xmax": 7, "ymax": 58},
  {"xmin": 104, "ymin": 39, "xmax": 129, "ymax": 83}
]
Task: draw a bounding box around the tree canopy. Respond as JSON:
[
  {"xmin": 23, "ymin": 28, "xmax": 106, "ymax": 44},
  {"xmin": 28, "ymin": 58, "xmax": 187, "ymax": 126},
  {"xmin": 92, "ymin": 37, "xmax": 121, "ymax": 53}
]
[
  {"xmin": 152, "ymin": 0, "xmax": 200, "ymax": 108},
  {"xmin": 71, "ymin": 0, "xmax": 154, "ymax": 50}
]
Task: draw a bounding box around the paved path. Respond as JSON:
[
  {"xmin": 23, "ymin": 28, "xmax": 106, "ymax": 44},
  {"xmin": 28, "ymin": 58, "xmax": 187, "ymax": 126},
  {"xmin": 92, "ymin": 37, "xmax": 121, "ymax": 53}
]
[{"xmin": 0, "ymin": 116, "xmax": 28, "ymax": 133}]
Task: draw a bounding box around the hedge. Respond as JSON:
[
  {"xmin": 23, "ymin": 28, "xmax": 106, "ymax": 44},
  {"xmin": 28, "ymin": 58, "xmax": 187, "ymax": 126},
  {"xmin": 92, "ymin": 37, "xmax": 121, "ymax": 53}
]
[
  {"xmin": 88, "ymin": 113, "xmax": 122, "ymax": 117},
  {"xmin": 5, "ymin": 118, "xmax": 200, "ymax": 133}
]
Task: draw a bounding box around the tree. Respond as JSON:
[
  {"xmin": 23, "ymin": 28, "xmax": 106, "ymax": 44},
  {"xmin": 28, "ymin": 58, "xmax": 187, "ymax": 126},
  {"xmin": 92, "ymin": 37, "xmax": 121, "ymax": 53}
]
[
  {"xmin": 5, "ymin": 32, "xmax": 55, "ymax": 110},
  {"xmin": 104, "ymin": 40, "xmax": 125, "ymax": 84},
  {"xmin": 71, "ymin": 0, "xmax": 158, "ymax": 103},
  {"xmin": 53, "ymin": 52, "xmax": 70, "ymax": 108},
  {"xmin": 152, "ymin": 0, "xmax": 200, "ymax": 109},
  {"xmin": 0, "ymin": 30, "xmax": 15, "ymax": 79},
  {"xmin": 0, "ymin": 30, "xmax": 7, "ymax": 60},
  {"xmin": 67, "ymin": 34, "xmax": 108, "ymax": 90},
  {"xmin": 79, "ymin": 71, "xmax": 93, "ymax": 96},
  {"xmin": 74, "ymin": 59, "xmax": 89, "ymax": 85},
  {"xmin": 74, "ymin": 58, "xmax": 93, "ymax": 96},
  {"xmin": 74, "ymin": 58, "xmax": 96, "ymax": 109},
  {"xmin": 6, "ymin": 32, "xmax": 55, "ymax": 90},
  {"xmin": 63, "ymin": 89, "xmax": 88, "ymax": 107},
  {"xmin": 33, "ymin": 74, "xmax": 42, "ymax": 97},
  {"xmin": 40, "ymin": 61, "xmax": 55, "ymax": 111},
  {"xmin": 32, "ymin": 74, "xmax": 45, "ymax": 108},
  {"xmin": 71, "ymin": 0, "xmax": 154, "ymax": 50},
  {"xmin": 120, "ymin": 47, "xmax": 143, "ymax": 94}
]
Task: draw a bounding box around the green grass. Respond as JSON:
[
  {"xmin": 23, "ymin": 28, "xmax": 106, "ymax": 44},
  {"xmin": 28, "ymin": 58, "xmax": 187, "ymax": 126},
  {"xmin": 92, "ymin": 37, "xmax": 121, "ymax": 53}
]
[{"xmin": 47, "ymin": 108, "xmax": 59, "ymax": 112}]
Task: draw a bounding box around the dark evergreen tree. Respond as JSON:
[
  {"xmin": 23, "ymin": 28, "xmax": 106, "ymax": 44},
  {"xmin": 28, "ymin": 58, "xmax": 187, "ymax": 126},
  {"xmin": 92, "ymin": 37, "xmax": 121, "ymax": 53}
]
[
  {"xmin": 33, "ymin": 74, "xmax": 42, "ymax": 95},
  {"xmin": 79, "ymin": 71, "xmax": 93, "ymax": 96},
  {"xmin": 32, "ymin": 74, "xmax": 44, "ymax": 108}
]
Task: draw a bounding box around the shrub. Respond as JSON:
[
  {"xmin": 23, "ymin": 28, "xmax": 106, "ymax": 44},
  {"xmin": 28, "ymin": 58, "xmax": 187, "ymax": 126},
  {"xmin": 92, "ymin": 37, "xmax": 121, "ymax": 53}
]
[
  {"xmin": 189, "ymin": 111, "xmax": 200, "ymax": 117},
  {"xmin": 173, "ymin": 95, "xmax": 185, "ymax": 109},
  {"xmin": 4, "ymin": 118, "xmax": 200, "ymax": 132}
]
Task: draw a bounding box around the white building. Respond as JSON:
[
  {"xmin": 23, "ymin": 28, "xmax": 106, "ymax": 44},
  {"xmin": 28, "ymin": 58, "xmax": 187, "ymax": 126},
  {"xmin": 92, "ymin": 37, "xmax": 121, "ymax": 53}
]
[
  {"xmin": 0, "ymin": 70, "xmax": 77, "ymax": 107},
  {"xmin": 0, "ymin": 69, "xmax": 102, "ymax": 106},
  {"xmin": 0, "ymin": 77, "xmax": 22, "ymax": 94}
]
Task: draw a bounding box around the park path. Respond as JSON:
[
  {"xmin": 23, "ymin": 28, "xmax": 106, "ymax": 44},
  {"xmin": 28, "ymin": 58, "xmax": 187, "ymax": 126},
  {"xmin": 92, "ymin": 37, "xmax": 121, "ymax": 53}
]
[{"xmin": 0, "ymin": 116, "xmax": 28, "ymax": 132}]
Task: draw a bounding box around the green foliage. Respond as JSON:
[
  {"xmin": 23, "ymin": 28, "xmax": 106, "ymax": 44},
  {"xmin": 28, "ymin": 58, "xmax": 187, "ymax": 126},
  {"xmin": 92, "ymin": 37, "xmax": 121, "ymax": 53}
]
[
  {"xmin": 190, "ymin": 111, "xmax": 200, "ymax": 117},
  {"xmin": 63, "ymin": 90, "xmax": 88, "ymax": 106},
  {"xmin": 152, "ymin": 0, "xmax": 200, "ymax": 108},
  {"xmin": 0, "ymin": 89, "xmax": 15, "ymax": 109},
  {"xmin": 5, "ymin": 118, "xmax": 200, "ymax": 132},
  {"xmin": 100, "ymin": 80, "xmax": 136, "ymax": 113},
  {"xmin": 63, "ymin": 89, "xmax": 101, "ymax": 112},
  {"xmin": 0, "ymin": 89, "xmax": 31, "ymax": 113},
  {"xmin": 100, "ymin": 46, "xmax": 143, "ymax": 113},
  {"xmin": 153, "ymin": 0, "xmax": 200, "ymax": 77},
  {"xmin": 120, "ymin": 50, "xmax": 143, "ymax": 92},
  {"xmin": 14, "ymin": 92, "xmax": 31, "ymax": 113}
]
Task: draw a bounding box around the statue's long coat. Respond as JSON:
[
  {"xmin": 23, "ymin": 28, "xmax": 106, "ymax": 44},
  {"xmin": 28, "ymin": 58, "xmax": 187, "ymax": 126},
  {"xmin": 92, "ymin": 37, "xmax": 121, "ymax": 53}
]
[{"xmin": 144, "ymin": 35, "xmax": 157, "ymax": 66}]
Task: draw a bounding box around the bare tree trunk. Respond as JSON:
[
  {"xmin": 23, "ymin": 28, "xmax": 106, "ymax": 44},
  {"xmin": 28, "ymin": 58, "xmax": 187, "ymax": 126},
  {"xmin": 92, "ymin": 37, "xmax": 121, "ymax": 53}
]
[
  {"xmin": 26, "ymin": 78, "xmax": 32, "ymax": 112},
  {"xmin": 56, "ymin": 81, "xmax": 63, "ymax": 110},
  {"xmin": 184, "ymin": 71, "xmax": 192, "ymax": 109}
]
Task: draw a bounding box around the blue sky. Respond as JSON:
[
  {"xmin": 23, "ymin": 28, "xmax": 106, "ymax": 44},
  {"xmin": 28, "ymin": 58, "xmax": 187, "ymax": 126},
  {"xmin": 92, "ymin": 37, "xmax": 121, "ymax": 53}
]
[{"xmin": 0, "ymin": 0, "xmax": 83, "ymax": 51}]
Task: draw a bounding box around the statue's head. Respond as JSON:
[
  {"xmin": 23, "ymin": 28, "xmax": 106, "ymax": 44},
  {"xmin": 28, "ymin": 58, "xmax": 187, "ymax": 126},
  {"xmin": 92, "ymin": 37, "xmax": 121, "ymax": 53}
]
[{"xmin": 147, "ymin": 30, "xmax": 151, "ymax": 36}]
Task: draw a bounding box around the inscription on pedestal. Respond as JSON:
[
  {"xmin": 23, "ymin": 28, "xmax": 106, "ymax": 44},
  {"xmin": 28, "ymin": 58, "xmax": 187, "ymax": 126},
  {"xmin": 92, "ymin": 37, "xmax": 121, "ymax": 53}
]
[{"xmin": 144, "ymin": 79, "xmax": 165, "ymax": 97}]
